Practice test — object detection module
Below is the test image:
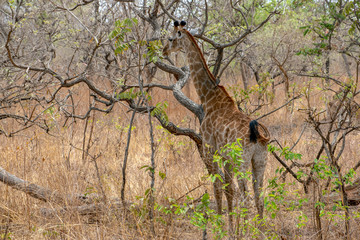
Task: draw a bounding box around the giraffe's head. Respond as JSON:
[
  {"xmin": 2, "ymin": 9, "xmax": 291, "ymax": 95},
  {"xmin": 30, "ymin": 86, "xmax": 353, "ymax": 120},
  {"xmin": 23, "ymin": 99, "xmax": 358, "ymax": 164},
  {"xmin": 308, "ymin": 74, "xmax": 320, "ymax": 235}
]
[{"xmin": 163, "ymin": 21, "xmax": 187, "ymax": 56}]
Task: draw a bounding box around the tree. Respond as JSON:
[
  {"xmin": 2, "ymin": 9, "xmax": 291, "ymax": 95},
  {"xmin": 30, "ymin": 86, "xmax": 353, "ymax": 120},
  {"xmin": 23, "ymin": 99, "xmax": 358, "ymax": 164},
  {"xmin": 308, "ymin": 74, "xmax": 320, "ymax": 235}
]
[{"xmin": 2, "ymin": 0, "xmax": 360, "ymax": 238}]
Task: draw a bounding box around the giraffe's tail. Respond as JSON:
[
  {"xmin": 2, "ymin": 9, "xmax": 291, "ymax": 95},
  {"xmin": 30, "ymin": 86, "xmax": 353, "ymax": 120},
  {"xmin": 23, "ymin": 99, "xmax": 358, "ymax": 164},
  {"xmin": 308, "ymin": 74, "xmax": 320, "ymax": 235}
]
[{"xmin": 249, "ymin": 120, "xmax": 270, "ymax": 144}]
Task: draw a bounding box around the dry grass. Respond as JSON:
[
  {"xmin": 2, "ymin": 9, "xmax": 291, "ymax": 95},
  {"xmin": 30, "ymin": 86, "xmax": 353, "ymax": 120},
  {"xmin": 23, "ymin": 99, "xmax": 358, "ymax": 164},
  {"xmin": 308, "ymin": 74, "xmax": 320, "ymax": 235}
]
[{"xmin": 1, "ymin": 72, "xmax": 360, "ymax": 239}]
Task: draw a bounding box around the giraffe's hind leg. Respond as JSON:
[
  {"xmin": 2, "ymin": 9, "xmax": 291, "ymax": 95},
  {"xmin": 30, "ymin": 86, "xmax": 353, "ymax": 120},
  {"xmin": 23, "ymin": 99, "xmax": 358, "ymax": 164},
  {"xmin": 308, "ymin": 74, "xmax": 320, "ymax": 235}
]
[
  {"xmin": 237, "ymin": 149, "xmax": 252, "ymax": 208},
  {"xmin": 237, "ymin": 178, "xmax": 249, "ymax": 204},
  {"xmin": 251, "ymin": 144, "xmax": 267, "ymax": 219}
]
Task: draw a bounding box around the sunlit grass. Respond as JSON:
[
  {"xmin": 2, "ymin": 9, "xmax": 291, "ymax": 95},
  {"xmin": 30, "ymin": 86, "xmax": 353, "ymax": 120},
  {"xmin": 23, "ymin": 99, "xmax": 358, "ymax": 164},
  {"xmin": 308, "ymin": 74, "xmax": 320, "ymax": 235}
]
[{"xmin": 1, "ymin": 73, "xmax": 360, "ymax": 239}]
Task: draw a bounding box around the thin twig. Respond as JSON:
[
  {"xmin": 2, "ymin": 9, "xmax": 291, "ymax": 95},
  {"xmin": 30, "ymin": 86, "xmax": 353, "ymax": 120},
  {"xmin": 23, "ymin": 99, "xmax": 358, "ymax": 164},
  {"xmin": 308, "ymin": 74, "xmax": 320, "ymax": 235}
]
[
  {"xmin": 256, "ymin": 95, "xmax": 302, "ymax": 120},
  {"xmin": 176, "ymin": 183, "xmax": 207, "ymax": 201},
  {"xmin": 64, "ymin": 6, "xmax": 99, "ymax": 44},
  {"xmin": 289, "ymin": 124, "xmax": 307, "ymax": 151},
  {"xmin": 271, "ymin": 151, "xmax": 305, "ymax": 186}
]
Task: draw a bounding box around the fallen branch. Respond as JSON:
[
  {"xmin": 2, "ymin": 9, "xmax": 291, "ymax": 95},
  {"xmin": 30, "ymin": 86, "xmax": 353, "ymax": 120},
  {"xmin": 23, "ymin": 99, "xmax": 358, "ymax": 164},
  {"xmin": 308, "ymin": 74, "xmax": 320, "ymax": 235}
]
[
  {"xmin": 0, "ymin": 166, "xmax": 64, "ymax": 203},
  {"xmin": 0, "ymin": 166, "xmax": 91, "ymax": 204},
  {"xmin": 324, "ymin": 177, "xmax": 360, "ymax": 206},
  {"xmin": 40, "ymin": 201, "xmax": 129, "ymax": 218}
]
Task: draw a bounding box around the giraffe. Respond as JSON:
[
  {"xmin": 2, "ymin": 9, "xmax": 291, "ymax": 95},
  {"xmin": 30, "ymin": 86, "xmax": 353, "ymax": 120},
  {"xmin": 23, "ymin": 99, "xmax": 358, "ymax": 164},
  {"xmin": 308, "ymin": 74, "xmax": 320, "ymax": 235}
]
[{"xmin": 163, "ymin": 21, "xmax": 270, "ymax": 226}]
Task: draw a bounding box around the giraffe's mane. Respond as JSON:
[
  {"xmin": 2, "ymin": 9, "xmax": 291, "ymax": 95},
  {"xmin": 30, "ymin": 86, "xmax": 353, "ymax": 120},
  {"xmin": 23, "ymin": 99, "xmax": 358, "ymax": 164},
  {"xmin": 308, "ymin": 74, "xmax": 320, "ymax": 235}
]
[{"xmin": 183, "ymin": 29, "xmax": 235, "ymax": 103}]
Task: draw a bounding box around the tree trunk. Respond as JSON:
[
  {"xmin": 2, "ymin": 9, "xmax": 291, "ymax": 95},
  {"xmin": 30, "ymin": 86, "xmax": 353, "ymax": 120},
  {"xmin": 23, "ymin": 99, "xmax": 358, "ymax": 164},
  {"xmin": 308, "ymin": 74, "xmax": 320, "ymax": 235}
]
[{"xmin": 240, "ymin": 62, "xmax": 249, "ymax": 90}]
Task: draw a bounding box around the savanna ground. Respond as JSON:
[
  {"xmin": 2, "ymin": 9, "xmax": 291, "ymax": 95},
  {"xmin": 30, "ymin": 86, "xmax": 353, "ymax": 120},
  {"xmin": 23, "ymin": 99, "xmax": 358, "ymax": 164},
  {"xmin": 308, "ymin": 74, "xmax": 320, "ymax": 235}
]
[{"xmin": 2, "ymin": 72, "xmax": 360, "ymax": 239}]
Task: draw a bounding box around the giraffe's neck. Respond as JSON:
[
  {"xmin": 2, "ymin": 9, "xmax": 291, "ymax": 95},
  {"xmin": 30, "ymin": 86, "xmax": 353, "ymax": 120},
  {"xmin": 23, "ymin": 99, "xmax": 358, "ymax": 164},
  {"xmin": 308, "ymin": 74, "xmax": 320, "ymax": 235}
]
[{"xmin": 183, "ymin": 32, "xmax": 235, "ymax": 113}]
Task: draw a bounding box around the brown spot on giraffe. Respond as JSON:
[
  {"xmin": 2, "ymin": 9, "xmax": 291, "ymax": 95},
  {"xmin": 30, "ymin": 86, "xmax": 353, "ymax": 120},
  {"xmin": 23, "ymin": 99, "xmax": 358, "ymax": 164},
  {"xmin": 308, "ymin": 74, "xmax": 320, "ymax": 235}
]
[{"xmin": 163, "ymin": 20, "xmax": 270, "ymax": 229}]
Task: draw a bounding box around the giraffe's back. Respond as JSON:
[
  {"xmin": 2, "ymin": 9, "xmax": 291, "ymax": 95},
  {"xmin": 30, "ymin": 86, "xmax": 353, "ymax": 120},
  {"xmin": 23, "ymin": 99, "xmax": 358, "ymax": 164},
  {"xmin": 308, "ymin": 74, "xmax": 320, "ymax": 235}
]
[{"xmin": 201, "ymin": 107, "xmax": 269, "ymax": 149}]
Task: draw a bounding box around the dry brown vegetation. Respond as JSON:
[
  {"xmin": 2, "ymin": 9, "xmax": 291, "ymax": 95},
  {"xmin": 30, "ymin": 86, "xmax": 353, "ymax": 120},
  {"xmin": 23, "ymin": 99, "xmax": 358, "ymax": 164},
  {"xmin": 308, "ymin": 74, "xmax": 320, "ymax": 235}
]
[
  {"xmin": 1, "ymin": 0, "xmax": 360, "ymax": 239},
  {"xmin": 1, "ymin": 74, "xmax": 360, "ymax": 239}
]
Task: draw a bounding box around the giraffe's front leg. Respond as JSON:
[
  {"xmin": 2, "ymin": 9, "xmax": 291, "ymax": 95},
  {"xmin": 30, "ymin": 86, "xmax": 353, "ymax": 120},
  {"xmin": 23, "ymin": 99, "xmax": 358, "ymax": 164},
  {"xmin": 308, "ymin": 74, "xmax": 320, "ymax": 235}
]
[
  {"xmin": 237, "ymin": 150, "xmax": 251, "ymax": 212},
  {"xmin": 203, "ymin": 149, "xmax": 223, "ymax": 214},
  {"xmin": 224, "ymin": 163, "xmax": 235, "ymax": 234}
]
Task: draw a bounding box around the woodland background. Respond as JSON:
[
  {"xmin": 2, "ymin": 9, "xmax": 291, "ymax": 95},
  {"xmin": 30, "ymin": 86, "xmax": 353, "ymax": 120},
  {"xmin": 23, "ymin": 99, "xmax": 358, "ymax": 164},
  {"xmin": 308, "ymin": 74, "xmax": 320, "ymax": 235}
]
[{"xmin": 1, "ymin": 0, "xmax": 360, "ymax": 239}]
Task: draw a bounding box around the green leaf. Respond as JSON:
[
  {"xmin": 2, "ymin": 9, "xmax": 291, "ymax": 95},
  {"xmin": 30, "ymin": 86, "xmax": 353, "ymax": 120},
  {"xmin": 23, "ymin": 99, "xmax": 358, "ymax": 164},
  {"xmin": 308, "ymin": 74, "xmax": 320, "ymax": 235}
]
[
  {"xmin": 151, "ymin": 101, "xmax": 169, "ymax": 125},
  {"xmin": 159, "ymin": 171, "xmax": 166, "ymax": 180}
]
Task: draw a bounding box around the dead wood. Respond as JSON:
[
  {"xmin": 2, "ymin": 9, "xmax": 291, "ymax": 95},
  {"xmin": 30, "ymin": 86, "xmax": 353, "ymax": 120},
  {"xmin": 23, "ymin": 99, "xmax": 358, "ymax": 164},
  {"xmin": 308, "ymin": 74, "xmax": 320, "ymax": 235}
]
[
  {"xmin": 0, "ymin": 166, "xmax": 92, "ymax": 205},
  {"xmin": 39, "ymin": 201, "xmax": 131, "ymax": 218},
  {"xmin": 0, "ymin": 166, "xmax": 65, "ymax": 203},
  {"xmin": 324, "ymin": 177, "xmax": 360, "ymax": 206},
  {"xmin": 0, "ymin": 165, "xmax": 128, "ymax": 219}
]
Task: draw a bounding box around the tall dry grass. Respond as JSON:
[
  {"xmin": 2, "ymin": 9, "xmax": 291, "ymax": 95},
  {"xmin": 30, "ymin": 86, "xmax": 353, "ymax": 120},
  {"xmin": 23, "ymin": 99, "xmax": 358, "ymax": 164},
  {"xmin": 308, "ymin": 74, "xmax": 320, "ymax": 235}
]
[{"xmin": 1, "ymin": 69, "xmax": 360, "ymax": 239}]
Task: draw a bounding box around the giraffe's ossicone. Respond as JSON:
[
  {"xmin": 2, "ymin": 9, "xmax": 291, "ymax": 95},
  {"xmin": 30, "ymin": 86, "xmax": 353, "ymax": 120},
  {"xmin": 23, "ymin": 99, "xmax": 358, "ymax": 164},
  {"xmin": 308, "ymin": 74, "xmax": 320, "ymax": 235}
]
[{"xmin": 163, "ymin": 20, "xmax": 270, "ymax": 229}]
